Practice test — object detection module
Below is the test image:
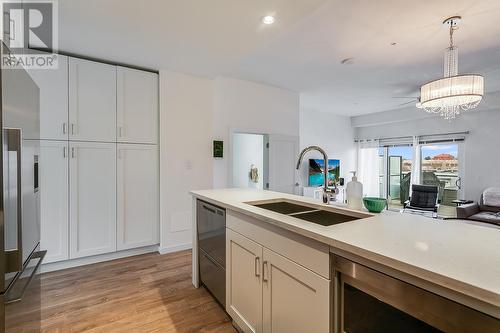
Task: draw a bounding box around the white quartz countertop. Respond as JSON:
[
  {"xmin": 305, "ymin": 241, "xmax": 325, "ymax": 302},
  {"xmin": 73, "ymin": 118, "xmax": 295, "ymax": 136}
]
[{"xmin": 191, "ymin": 188, "xmax": 500, "ymax": 314}]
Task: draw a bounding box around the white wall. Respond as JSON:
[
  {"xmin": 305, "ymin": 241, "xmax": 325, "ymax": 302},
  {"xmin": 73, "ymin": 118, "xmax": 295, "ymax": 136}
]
[
  {"xmin": 355, "ymin": 109, "xmax": 500, "ymax": 201},
  {"xmin": 213, "ymin": 77, "xmax": 300, "ymax": 188},
  {"xmin": 159, "ymin": 71, "xmax": 214, "ymax": 253},
  {"xmin": 159, "ymin": 73, "xmax": 300, "ymax": 252},
  {"xmin": 299, "ymin": 109, "xmax": 356, "ymax": 188},
  {"xmin": 232, "ymin": 133, "xmax": 264, "ymax": 189}
]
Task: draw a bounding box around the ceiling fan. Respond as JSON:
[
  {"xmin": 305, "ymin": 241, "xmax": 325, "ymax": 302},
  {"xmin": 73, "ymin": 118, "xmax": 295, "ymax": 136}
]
[{"xmin": 392, "ymin": 96, "xmax": 422, "ymax": 108}]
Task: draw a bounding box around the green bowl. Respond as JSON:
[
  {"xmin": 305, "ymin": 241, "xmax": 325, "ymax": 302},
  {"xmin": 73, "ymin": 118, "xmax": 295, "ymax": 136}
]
[{"xmin": 363, "ymin": 197, "xmax": 387, "ymax": 213}]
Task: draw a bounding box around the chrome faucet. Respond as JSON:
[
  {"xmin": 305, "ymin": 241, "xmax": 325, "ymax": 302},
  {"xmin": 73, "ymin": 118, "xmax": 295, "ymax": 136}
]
[{"xmin": 296, "ymin": 146, "xmax": 334, "ymax": 204}]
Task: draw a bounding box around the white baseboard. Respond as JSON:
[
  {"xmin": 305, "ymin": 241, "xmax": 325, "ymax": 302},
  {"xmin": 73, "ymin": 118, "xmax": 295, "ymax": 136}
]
[
  {"xmin": 158, "ymin": 242, "xmax": 192, "ymax": 254},
  {"xmin": 41, "ymin": 245, "xmax": 159, "ymax": 273}
]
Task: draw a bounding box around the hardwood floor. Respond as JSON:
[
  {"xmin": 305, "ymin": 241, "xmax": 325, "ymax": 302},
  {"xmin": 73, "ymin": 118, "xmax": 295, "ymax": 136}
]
[{"xmin": 40, "ymin": 250, "xmax": 236, "ymax": 333}]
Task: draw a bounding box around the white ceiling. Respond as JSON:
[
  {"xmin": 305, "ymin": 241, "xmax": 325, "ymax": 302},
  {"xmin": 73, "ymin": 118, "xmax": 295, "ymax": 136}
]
[{"xmin": 58, "ymin": 0, "xmax": 500, "ymax": 116}]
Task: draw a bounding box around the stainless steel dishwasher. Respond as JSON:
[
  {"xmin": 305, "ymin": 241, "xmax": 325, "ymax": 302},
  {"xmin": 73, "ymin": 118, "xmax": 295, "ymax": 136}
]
[{"xmin": 197, "ymin": 200, "xmax": 226, "ymax": 307}]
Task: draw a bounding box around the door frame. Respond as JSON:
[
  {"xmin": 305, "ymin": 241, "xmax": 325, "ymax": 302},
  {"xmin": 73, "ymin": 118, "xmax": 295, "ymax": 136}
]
[
  {"xmin": 457, "ymin": 141, "xmax": 466, "ymax": 199},
  {"xmin": 228, "ymin": 127, "xmax": 269, "ymax": 189}
]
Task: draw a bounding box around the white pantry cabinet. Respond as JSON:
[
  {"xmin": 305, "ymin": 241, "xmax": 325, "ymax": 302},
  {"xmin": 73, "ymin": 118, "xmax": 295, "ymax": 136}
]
[
  {"xmin": 226, "ymin": 229, "xmax": 263, "ymax": 333},
  {"xmin": 40, "ymin": 140, "xmax": 69, "ymax": 263},
  {"xmin": 27, "ymin": 54, "xmax": 69, "ymax": 140},
  {"xmin": 32, "ymin": 54, "xmax": 160, "ymax": 268},
  {"xmin": 117, "ymin": 67, "xmax": 158, "ymax": 144},
  {"xmin": 69, "ymin": 58, "xmax": 116, "ymax": 142},
  {"xmin": 69, "ymin": 141, "xmax": 116, "ymax": 258},
  {"xmin": 117, "ymin": 144, "xmax": 159, "ymax": 250}
]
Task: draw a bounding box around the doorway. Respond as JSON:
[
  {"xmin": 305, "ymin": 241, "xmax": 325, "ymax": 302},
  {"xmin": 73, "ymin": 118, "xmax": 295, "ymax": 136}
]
[
  {"xmin": 231, "ymin": 132, "xmax": 299, "ymax": 194},
  {"xmin": 378, "ymin": 146, "xmax": 413, "ymax": 210},
  {"xmin": 231, "ymin": 132, "xmax": 269, "ymax": 190}
]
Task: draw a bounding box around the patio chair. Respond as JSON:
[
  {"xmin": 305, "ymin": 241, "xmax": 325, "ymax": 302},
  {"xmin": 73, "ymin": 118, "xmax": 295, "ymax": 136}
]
[{"xmin": 403, "ymin": 184, "xmax": 439, "ymax": 218}]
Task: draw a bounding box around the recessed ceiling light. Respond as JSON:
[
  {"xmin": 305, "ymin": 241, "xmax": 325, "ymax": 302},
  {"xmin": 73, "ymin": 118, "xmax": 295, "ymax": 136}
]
[{"xmin": 262, "ymin": 16, "xmax": 275, "ymax": 25}]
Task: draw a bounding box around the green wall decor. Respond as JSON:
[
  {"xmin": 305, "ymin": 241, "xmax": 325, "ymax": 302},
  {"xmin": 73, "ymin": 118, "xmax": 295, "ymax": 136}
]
[{"xmin": 213, "ymin": 140, "xmax": 223, "ymax": 158}]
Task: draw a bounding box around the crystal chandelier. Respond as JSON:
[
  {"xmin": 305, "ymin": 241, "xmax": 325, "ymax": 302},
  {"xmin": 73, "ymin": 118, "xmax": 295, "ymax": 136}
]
[{"xmin": 419, "ymin": 16, "xmax": 484, "ymax": 120}]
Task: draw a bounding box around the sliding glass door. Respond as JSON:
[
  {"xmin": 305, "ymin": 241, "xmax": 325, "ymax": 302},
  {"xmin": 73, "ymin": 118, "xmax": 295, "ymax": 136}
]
[
  {"xmin": 379, "ymin": 146, "xmax": 413, "ymax": 210},
  {"xmin": 367, "ymin": 134, "xmax": 466, "ymax": 215}
]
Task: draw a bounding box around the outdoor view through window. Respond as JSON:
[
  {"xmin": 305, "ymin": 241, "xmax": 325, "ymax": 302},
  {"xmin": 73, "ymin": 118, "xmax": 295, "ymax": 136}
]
[{"xmin": 379, "ymin": 144, "xmax": 459, "ymax": 216}]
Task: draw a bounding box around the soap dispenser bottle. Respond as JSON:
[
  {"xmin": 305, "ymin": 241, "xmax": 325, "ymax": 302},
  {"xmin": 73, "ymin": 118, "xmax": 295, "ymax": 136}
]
[{"xmin": 346, "ymin": 171, "xmax": 363, "ymax": 210}]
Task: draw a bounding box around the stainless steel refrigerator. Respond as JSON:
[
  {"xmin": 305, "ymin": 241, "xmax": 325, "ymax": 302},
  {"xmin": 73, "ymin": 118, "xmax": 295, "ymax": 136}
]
[{"xmin": 0, "ymin": 42, "xmax": 44, "ymax": 333}]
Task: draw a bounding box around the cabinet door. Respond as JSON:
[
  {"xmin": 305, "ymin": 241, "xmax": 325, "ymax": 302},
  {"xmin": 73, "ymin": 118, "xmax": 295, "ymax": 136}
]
[
  {"xmin": 262, "ymin": 248, "xmax": 330, "ymax": 333},
  {"xmin": 27, "ymin": 54, "xmax": 69, "ymax": 140},
  {"xmin": 226, "ymin": 229, "xmax": 263, "ymax": 333},
  {"xmin": 117, "ymin": 67, "xmax": 158, "ymax": 144},
  {"xmin": 69, "ymin": 142, "xmax": 116, "ymax": 258},
  {"xmin": 69, "ymin": 58, "xmax": 116, "ymax": 142},
  {"xmin": 117, "ymin": 144, "xmax": 159, "ymax": 250},
  {"xmin": 40, "ymin": 141, "xmax": 69, "ymax": 263}
]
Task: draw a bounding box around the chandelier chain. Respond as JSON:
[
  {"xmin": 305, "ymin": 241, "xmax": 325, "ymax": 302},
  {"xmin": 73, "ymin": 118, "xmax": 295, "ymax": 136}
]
[{"xmin": 449, "ymin": 21, "xmax": 458, "ymax": 48}]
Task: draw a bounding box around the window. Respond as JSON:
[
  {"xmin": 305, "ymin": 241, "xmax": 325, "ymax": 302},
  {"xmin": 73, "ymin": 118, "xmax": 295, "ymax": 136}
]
[{"xmin": 420, "ymin": 144, "xmax": 460, "ymax": 216}]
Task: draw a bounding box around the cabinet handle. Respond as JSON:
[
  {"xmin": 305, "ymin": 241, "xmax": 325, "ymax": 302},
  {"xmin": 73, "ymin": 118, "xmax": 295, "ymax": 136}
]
[
  {"xmin": 62, "ymin": 123, "xmax": 67, "ymax": 134},
  {"xmin": 71, "ymin": 123, "xmax": 75, "ymax": 135},
  {"xmin": 263, "ymin": 260, "xmax": 269, "ymax": 282},
  {"xmin": 71, "ymin": 147, "xmax": 75, "ymax": 159},
  {"xmin": 4, "ymin": 129, "xmax": 22, "ymax": 272},
  {"xmin": 255, "ymin": 257, "xmax": 260, "ymax": 277},
  {"xmin": 118, "ymin": 126, "xmax": 123, "ymax": 138},
  {"xmin": 63, "ymin": 146, "xmax": 67, "ymax": 158}
]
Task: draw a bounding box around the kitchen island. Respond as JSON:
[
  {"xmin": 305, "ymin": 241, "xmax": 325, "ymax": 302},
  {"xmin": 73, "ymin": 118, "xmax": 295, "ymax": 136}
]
[{"xmin": 191, "ymin": 188, "xmax": 500, "ymax": 332}]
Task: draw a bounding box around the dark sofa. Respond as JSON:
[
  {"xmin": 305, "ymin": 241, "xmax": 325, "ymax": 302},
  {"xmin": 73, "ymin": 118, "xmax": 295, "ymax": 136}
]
[{"xmin": 457, "ymin": 199, "xmax": 500, "ymax": 227}]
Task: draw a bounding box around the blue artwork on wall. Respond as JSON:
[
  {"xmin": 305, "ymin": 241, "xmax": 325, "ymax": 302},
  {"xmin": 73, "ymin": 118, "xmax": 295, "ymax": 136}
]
[{"xmin": 309, "ymin": 159, "xmax": 340, "ymax": 187}]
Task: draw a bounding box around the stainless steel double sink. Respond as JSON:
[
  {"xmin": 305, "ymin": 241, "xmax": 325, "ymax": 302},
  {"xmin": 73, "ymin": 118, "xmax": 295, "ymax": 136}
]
[{"xmin": 247, "ymin": 200, "xmax": 370, "ymax": 226}]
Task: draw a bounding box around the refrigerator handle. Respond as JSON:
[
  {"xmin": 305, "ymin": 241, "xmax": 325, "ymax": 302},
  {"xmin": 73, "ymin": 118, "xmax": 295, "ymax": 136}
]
[
  {"xmin": 5, "ymin": 128, "xmax": 23, "ymax": 273},
  {"xmin": 5, "ymin": 250, "xmax": 46, "ymax": 304}
]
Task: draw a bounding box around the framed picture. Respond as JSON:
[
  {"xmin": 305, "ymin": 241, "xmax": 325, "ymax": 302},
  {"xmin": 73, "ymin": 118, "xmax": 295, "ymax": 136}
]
[
  {"xmin": 309, "ymin": 159, "xmax": 340, "ymax": 186},
  {"xmin": 213, "ymin": 140, "xmax": 223, "ymax": 158}
]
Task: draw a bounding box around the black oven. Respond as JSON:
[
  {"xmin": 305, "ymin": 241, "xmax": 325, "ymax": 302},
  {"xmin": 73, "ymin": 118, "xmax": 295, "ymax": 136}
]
[{"xmin": 333, "ymin": 255, "xmax": 500, "ymax": 333}]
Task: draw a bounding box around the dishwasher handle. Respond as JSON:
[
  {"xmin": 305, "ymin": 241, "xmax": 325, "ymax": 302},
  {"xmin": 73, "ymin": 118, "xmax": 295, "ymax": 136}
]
[
  {"xmin": 202, "ymin": 204, "xmax": 216, "ymax": 214},
  {"xmin": 203, "ymin": 251, "xmax": 219, "ymax": 267}
]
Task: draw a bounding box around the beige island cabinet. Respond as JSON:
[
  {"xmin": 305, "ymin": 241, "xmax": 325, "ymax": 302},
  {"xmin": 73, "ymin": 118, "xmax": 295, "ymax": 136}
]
[{"xmin": 191, "ymin": 188, "xmax": 500, "ymax": 333}]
